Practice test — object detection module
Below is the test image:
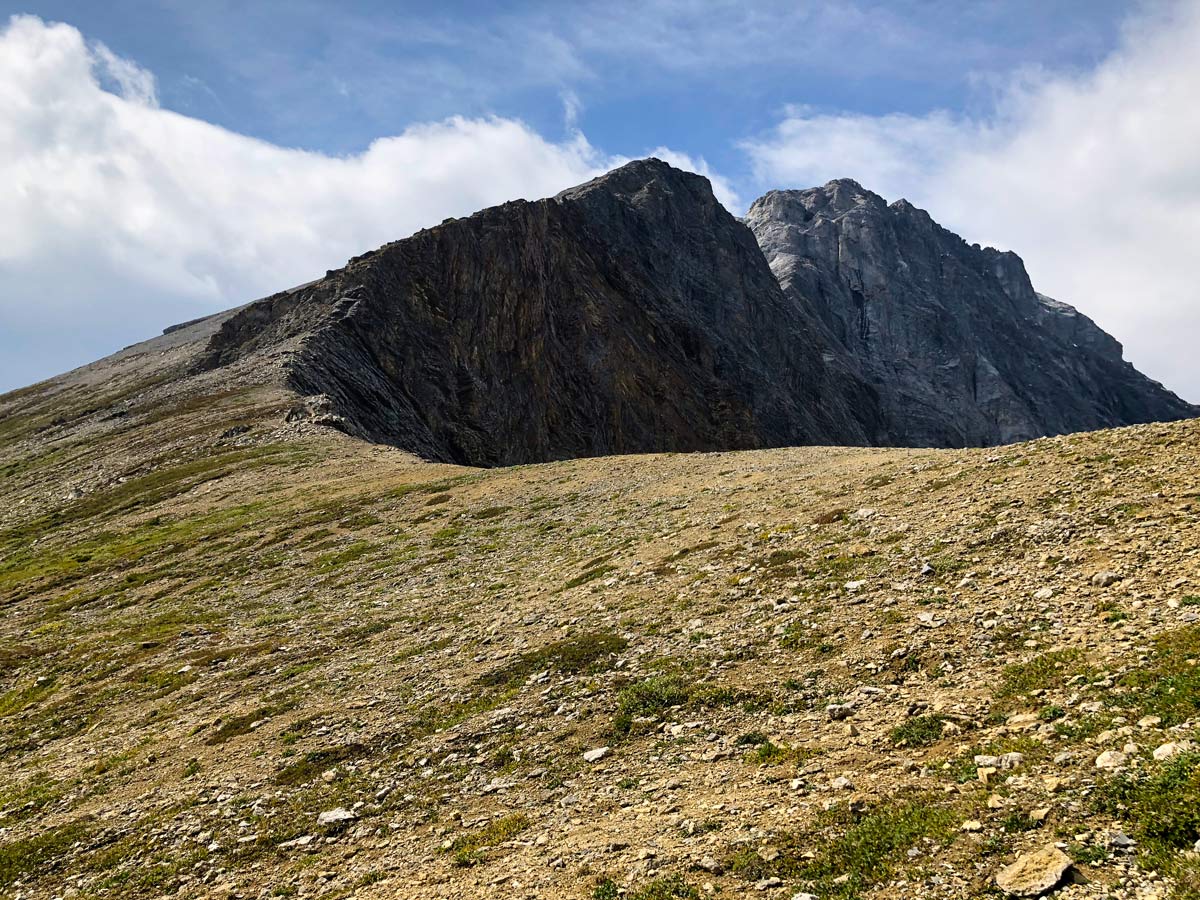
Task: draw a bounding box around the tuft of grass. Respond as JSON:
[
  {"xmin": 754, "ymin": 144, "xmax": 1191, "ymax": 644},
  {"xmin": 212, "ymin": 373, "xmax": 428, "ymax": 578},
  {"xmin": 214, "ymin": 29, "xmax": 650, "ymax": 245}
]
[
  {"xmin": 1117, "ymin": 624, "xmax": 1200, "ymax": 725},
  {"xmin": 0, "ymin": 819, "xmax": 94, "ymax": 886},
  {"xmin": 475, "ymin": 631, "xmax": 627, "ymax": 688},
  {"xmin": 1095, "ymin": 750, "xmax": 1200, "ymax": 894},
  {"xmin": 612, "ymin": 670, "xmax": 766, "ymax": 735},
  {"xmin": 311, "ymin": 540, "xmax": 375, "ymax": 573},
  {"xmin": 889, "ymin": 714, "xmax": 947, "ymax": 748},
  {"xmin": 727, "ymin": 800, "xmax": 956, "ymax": 899},
  {"xmin": 206, "ymin": 700, "xmax": 296, "ymax": 745},
  {"xmin": 1000, "ymin": 811, "xmax": 1042, "ymax": 834},
  {"xmin": 996, "ymin": 649, "xmax": 1087, "ymax": 700},
  {"xmin": 596, "ymin": 875, "xmax": 699, "ymax": 900},
  {"xmin": 445, "ymin": 813, "xmax": 530, "ymax": 867},
  {"xmin": 273, "ymin": 743, "xmax": 369, "ymax": 786},
  {"xmin": 747, "ymin": 740, "xmax": 801, "ymax": 766},
  {"xmin": 412, "ymin": 687, "xmax": 517, "ymax": 735},
  {"xmin": 564, "ymin": 564, "xmax": 617, "ymax": 590}
]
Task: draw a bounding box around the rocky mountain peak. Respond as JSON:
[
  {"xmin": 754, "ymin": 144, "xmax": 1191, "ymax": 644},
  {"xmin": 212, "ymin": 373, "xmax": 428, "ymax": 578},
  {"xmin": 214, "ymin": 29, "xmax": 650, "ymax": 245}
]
[
  {"xmin": 746, "ymin": 181, "xmax": 1196, "ymax": 446},
  {"xmin": 198, "ymin": 158, "xmax": 885, "ymax": 466},
  {"xmin": 747, "ymin": 179, "xmax": 887, "ymax": 227}
]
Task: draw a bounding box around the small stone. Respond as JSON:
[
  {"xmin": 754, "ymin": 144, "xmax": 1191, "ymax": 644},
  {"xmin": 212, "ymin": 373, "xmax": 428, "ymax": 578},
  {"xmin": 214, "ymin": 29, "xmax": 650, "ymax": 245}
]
[
  {"xmin": 994, "ymin": 844, "xmax": 1073, "ymax": 897},
  {"xmin": 1108, "ymin": 831, "xmax": 1135, "ymax": 849},
  {"xmin": 1034, "ymin": 587, "xmax": 1054, "ymax": 600},
  {"xmin": 697, "ymin": 856, "xmax": 723, "ymax": 873},
  {"xmin": 961, "ymin": 819, "xmax": 984, "ymax": 832},
  {"xmin": 1030, "ymin": 808, "xmax": 1051, "ymax": 823},
  {"xmin": 755, "ymin": 877, "xmax": 782, "ymax": 890},
  {"xmin": 1095, "ymin": 750, "xmax": 1127, "ymax": 769},
  {"xmin": 826, "ymin": 704, "xmax": 853, "ymax": 721},
  {"xmin": 977, "ymin": 766, "xmax": 998, "ymax": 784},
  {"xmin": 830, "ymin": 775, "xmax": 855, "ymax": 791},
  {"xmin": 1137, "ymin": 715, "xmax": 1162, "ymax": 729},
  {"xmin": 317, "ymin": 807, "xmax": 356, "ymax": 827},
  {"xmin": 1000, "ymin": 752, "xmax": 1026, "ymax": 770},
  {"xmin": 583, "ymin": 747, "xmax": 610, "ymax": 763},
  {"xmin": 1153, "ymin": 741, "xmax": 1190, "ymax": 761},
  {"xmin": 1007, "ymin": 712, "xmax": 1040, "ymax": 730},
  {"xmin": 1092, "ymin": 571, "xmax": 1121, "ymax": 588}
]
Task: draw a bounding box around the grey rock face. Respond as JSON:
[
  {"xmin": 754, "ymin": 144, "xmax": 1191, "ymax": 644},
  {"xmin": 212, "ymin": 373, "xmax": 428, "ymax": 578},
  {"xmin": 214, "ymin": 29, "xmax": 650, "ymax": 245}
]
[
  {"xmin": 745, "ymin": 180, "xmax": 1196, "ymax": 447},
  {"xmin": 201, "ymin": 159, "xmax": 886, "ymax": 466}
]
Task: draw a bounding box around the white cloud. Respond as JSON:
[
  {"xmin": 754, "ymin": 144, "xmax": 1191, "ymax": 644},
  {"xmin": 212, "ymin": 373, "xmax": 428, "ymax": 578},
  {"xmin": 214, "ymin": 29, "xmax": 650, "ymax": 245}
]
[
  {"xmin": 741, "ymin": 1, "xmax": 1200, "ymax": 402},
  {"xmin": 0, "ymin": 15, "xmax": 724, "ymax": 391},
  {"xmin": 92, "ymin": 41, "xmax": 159, "ymax": 106}
]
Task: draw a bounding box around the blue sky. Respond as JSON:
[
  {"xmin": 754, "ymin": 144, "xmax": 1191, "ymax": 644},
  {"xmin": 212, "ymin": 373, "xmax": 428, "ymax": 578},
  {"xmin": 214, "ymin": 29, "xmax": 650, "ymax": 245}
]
[
  {"xmin": 1, "ymin": 1, "xmax": 1198, "ymax": 399},
  {"xmin": 10, "ymin": 1, "xmax": 1129, "ymax": 170}
]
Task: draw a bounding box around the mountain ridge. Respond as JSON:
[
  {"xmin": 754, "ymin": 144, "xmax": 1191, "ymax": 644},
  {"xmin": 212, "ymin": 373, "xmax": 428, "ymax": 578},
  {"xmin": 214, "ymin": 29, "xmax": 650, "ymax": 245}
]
[{"xmin": 3, "ymin": 159, "xmax": 1193, "ymax": 467}]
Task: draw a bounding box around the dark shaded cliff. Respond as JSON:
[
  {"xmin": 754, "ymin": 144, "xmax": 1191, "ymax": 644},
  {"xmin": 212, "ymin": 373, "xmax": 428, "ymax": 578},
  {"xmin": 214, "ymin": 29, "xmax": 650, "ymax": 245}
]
[
  {"xmin": 745, "ymin": 180, "xmax": 1196, "ymax": 447},
  {"xmin": 201, "ymin": 160, "xmax": 886, "ymax": 465}
]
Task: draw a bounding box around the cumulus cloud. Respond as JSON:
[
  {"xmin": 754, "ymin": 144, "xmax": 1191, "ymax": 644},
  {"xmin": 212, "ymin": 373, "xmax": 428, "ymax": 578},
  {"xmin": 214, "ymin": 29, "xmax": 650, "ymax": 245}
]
[
  {"xmin": 741, "ymin": 2, "xmax": 1200, "ymax": 401},
  {"xmin": 0, "ymin": 15, "xmax": 726, "ymax": 391}
]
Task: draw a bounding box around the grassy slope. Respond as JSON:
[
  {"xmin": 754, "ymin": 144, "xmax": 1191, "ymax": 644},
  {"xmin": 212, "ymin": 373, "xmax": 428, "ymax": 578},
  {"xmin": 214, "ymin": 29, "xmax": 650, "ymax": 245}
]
[{"xmin": 1, "ymin": 383, "xmax": 1199, "ymax": 899}]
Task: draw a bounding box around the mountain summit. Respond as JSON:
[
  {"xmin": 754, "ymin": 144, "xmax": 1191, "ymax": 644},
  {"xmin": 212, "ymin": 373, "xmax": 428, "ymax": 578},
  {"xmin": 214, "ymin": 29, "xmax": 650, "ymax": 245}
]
[
  {"xmin": 199, "ymin": 158, "xmax": 885, "ymax": 465},
  {"xmin": 744, "ymin": 181, "xmax": 1195, "ymax": 446}
]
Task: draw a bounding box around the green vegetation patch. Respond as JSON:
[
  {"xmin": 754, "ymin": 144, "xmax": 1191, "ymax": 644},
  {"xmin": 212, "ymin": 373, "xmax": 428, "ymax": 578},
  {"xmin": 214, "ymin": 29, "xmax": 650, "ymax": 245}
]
[
  {"xmin": 594, "ymin": 875, "xmax": 699, "ymax": 900},
  {"xmin": 273, "ymin": 743, "xmax": 370, "ymax": 786},
  {"xmin": 1117, "ymin": 624, "xmax": 1200, "ymax": 725},
  {"xmin": 475, "ymin": 631, "xmax": 627, "ymax": 688},
  {"xmin": 996, "ymin": 649, "xmax": 1088, "ymax": 701},
  {"xmin": 1096, "ymin": 750, "xmax": 1200, "ymax": 895},
  {"xmin": 564, "ymin": 564, "xmax": 617, "ymax": 590},
  {"xmin": 725, "ymin": 799, "xmax": 957, "ymax": 899},
  {"xmin": 445, "ymin": 813, "xmax": 530, "ymax": 867},
  {"xmin": 612, "ymin": 672, "xmax": 762, "ymax": 735},
  {"xmin": 206, "ymin": 700, "xmax": 297, "ymax": 745},
  {"xmin": 311, "ymin": 540, "xmax": 377, "ymax": 573},
  {"xmin": 0, "ymin": 818, "xmax": 95, "ymax": 886},
  {"xmin": 889, "ymin": 713, "xmax": 948, "ymax": 748}
]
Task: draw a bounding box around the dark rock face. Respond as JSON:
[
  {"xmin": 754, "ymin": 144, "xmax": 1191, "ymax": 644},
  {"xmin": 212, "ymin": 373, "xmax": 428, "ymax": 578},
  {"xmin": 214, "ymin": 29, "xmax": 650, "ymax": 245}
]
[
  {"xmin": 745, "ymin": 181, "xmax": 1197, "ymax": 447},
  {"xmin": 202, "ymin": 160, "xmax": 886, "ymax": 465}
]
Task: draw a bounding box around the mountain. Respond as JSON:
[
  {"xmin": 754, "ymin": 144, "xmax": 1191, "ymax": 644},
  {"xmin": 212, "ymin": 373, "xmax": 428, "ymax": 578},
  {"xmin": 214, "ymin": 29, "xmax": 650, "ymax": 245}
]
[
  {"xmin": 744, "ymin": 180, "xmax": 1196, "ymax": 447},
  {"xmin": 199, "ymin": 159, "xmax": 885, "ymax": 465},
  {"xmin": 4, "ymin": 160, "xmax": 1200, "ymax": 900},
  {"xmin": 8, "ymin": 161, "xmax": 1190, "ymax": 470}
]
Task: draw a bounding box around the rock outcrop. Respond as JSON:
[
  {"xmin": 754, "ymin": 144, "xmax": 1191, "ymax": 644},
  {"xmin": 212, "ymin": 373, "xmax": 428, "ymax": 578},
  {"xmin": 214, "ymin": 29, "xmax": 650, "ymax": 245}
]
[
  {"xmin": 745, "ymin": 180, "xmax": 1196, "ymax": 447},
  {"xmin": 201, "ymin": 160, "xmax": 885, "ymax": 466}
]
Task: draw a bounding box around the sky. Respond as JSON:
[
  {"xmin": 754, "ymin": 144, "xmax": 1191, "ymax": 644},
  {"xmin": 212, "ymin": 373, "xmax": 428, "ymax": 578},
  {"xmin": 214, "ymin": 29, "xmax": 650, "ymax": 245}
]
[{"xmin": 1, "ymin": 0, "xmax": 1197, "ymax": 400}]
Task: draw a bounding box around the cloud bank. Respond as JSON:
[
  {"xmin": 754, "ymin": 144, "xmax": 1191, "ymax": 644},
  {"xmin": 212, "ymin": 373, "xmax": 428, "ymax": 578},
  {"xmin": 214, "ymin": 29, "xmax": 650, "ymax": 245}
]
[
  {"xmin": 742, "ymin": 2, "xmax": 1200, "ymax": 401},
  {"xmin": 0, "ymin": 15, "xmax": 731, "ymax": 390}
]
